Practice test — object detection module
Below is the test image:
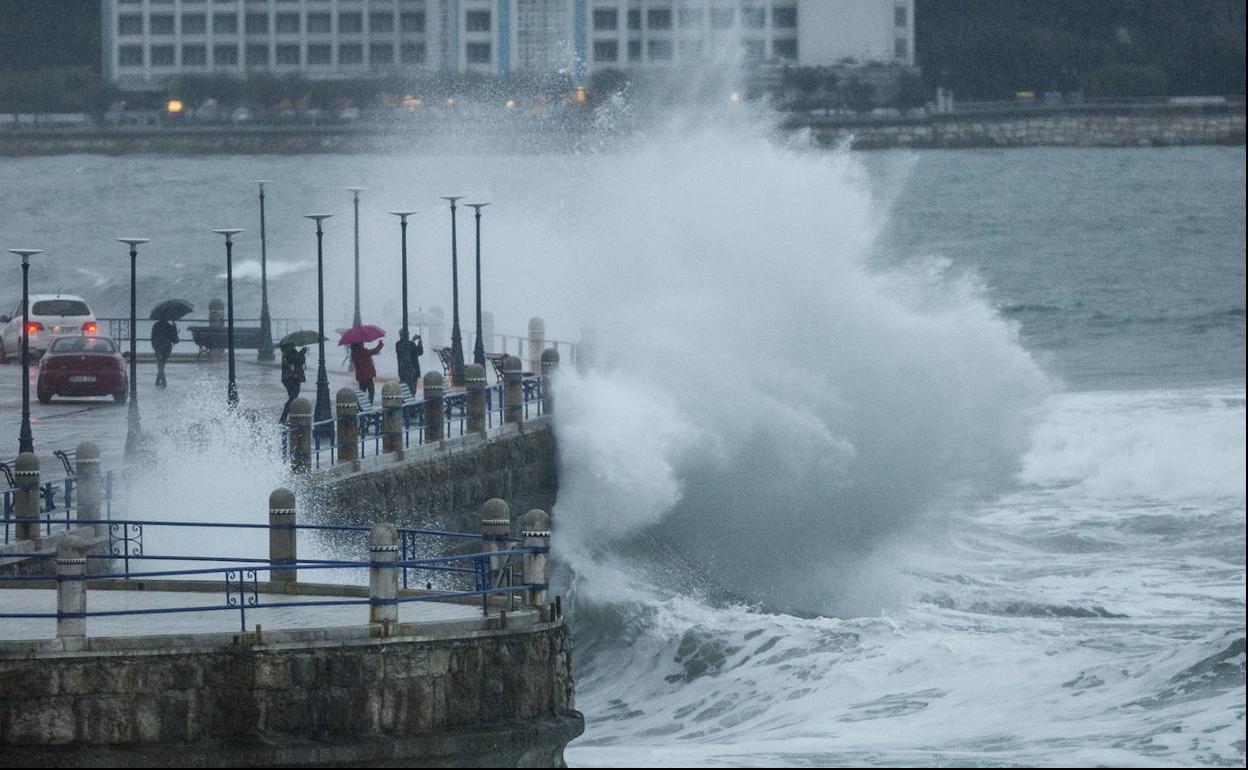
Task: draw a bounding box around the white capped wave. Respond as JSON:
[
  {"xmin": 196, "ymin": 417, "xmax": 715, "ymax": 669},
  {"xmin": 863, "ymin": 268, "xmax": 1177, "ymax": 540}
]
[{"xmin": 216, "ymin": 259, "xmax": 312, "ymax": 282}]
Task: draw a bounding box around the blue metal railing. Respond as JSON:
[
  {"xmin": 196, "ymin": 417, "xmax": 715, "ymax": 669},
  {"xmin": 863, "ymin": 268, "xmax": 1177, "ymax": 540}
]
[{"xmin": 2, "ymin": 470, "xmax": 114, "ymax": 545}]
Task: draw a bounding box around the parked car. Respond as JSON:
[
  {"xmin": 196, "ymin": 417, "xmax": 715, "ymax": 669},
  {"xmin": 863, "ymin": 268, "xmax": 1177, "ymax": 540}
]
[
  {"xmin": 0, "ymin": 294, "xmax": 97, "ymax": 363},
  {"xmin": 36, "ymin": 335, "xmax": 127, "ymax": 404}
]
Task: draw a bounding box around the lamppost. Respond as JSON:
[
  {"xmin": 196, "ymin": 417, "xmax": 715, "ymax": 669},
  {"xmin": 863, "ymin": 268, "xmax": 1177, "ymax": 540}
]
[
  {"xmin": 116, "ymin": 238, "xmax": 149, "ymax": 457},
  {"xmin": 9, "ymin": 248, "xmax": 43, "ymax": 455},
  {"xmin": 212, "ymin": 229, "xmax": 244, "ymax": 408},
  {"xmin": 347, "ymin": 187, "xmax": 365, "ymax": 328},
  {"xmin": 253, "ymin": 180, "xmax": 275, "ymax": 362},
  {"xmin": 441, "ymin": 196, "xmax": 465, "ymax": 386},
  {"xmin": 466, "ymin": 202, "xmax": 490, "ymax": 367},
  {"xmin": 304, "ymin": 214, "xmax": 334, "ymax": 440},
  {"xmin": 389, "ymin": 210, "xmax": 418, "ymax": 388}
]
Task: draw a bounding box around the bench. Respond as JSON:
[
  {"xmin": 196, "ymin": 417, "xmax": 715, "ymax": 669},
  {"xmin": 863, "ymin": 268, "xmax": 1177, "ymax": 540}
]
[
  {"xmin": 435, "ymin": 347, "xmax": 454, "ymax": 378},
  {"xmin": 188, "ymin": 325, "xmax": 268, "ymax": 358}
]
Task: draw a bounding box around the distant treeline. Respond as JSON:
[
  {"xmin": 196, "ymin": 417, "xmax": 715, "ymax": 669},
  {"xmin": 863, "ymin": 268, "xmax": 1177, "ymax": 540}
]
[{"xmin": 918, "ymin": 0, "xmax": 1246, "ymax": 99}]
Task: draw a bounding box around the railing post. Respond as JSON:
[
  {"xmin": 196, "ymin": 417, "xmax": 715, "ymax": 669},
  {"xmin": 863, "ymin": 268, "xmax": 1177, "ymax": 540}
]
[
  {"xmin": 369, "ymin": 523, "xmax": 399, "ymax": 627},
  {"xmin": 480, "ymin": 498, "xmax": 511, "ymax": 589},
  {"xmin": 288, "ymin": 397, "xmax": 312, "ymax": 473},
  {"xmin": 540, "ymin": 347, "xmax": 560, "ymax": 415},
  {"xmin": 269, "ymin": 487, "xmax": 297, "ymax": 585},
  {"xmin": 74, "ymin": 440, "xmax": 102, "ymax": 523},
  {"xmin": 56, "ymin": 535, "xmax": 87, "ymax": 643},
  {"xmin": 381, "ymin": 381, "xmax": 404, "ymax": 457},
  {"xmin": 521, "ymin": 509, "xmax": 551, "ymax": 618},
  {"xmin": 503, "ymin": 355, "xmax": 524, "ymax": 425},
  {"xmin": 14, "ymin": 453, "xmax": 40, "ymax": 541},
  {"xmin": 336, "ymin": 387, "xmax": 359, "ymax": 468},
  {"xmin": 466, "ymin": 363, "xmax": 487, "ymax": 434},
  {"xmin": 423, "ymin": 371, "xmax": 445, "ymax": 442},
  {"xmin": 526, "ymin": 317, "xmax": 545, "ymax": 375}
]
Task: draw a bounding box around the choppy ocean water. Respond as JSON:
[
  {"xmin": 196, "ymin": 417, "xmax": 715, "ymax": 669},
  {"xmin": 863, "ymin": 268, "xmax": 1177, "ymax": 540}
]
[{"xmin": 0, "ymin": 123, "xmax": 1242, "ymax": 766}]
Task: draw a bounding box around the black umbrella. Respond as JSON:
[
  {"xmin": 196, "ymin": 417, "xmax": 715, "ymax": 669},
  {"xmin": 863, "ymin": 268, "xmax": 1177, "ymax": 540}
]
[{"xmin": 150, "ymin": 299, "xmax": 194, "ymax": 321}]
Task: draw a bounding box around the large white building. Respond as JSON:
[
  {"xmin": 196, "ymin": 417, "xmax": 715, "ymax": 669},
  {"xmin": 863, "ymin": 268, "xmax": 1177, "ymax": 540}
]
[{"xmin": 102, "ymin": 0, "xmax": 913, "ymax": 87}]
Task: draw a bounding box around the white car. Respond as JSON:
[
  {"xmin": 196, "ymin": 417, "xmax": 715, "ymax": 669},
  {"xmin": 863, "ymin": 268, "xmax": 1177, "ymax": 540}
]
[{"xmin": 0, "ymin": 294, "xmax": 98, "ymax": 363}]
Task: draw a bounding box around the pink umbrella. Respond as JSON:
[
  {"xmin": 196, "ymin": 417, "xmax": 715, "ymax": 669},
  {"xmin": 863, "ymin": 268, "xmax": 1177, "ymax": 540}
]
[{"xmin": 338, "ymin": 324, "xmax": 386, "ymax": 346}]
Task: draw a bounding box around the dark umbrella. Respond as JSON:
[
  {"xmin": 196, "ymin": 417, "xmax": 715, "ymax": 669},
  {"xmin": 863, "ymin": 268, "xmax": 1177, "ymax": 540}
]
[
  {"xmin": 338, "ymin": 325, "xmax": 386, "ymax": 346},
  {"xmin": 150, "ymin": 299, "xmax": 193, "ymax": 321},
  {"xmin": 278, "ymin": 329, "xmax": 324, "ymax": 349}
]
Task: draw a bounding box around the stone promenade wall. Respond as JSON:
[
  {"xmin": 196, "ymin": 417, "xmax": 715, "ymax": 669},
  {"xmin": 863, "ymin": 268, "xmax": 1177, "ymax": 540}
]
[{"xmin": 0, "ymin": 622, "xmax": 580, "ymax": 767}]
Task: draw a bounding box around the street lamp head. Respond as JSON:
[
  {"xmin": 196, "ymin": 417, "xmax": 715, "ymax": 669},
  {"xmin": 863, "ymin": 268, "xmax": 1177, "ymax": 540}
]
[
  {"xmin": 347, "ymin": 187, "xmax": 366, "ymax": 196},
  {"xmin": 304, "ymin": 213, "xmax": 333, "ymax": 222},
  {"xmin": 9, "ymin": 249, "xmax": 45, "ymax": 260},
  {"xmin": 115, "ymin": 239, "xmax": 149, "ymax": 248},
  {"xmin": 466, "ymin": 202, "xmax": 491, "ymax": 212},
  {"xmin": 441, "ymin": 196, "xmax": 465, "ymax": 205},
  {"xmin": 389, "ymin": 210, "xmax": 418, "ymax": 219},
  {"xmin": 252, "ymin": 179, "xmax": 273, "ymax": 191},
  {"xmin": 212, "ymin": 228, "xmax": 244, "ymax": 242}
]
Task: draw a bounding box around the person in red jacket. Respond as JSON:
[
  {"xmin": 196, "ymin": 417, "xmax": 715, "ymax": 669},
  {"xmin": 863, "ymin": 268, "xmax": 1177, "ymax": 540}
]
[{"xmin": 350, "ymin": 341, "xmax": 384, "ymax": 404}]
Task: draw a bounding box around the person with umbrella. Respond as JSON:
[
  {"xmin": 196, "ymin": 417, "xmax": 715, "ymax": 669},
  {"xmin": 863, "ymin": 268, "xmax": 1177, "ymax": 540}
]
[
  {"xmin": 341, "ymin": 325, "xmax": 385, "ymax": 405},
  {"xmin": 277, "ymin": 330, "xmax": 319, "ymax": 423},
  {"xmin": 150, "ymin": 299, "xmax": 191, "ymax": 388}
]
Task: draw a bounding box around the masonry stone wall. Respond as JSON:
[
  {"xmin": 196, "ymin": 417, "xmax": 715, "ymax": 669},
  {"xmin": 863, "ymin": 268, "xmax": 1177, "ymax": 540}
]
[{"xmin": 0, "ymin": 623, "xmax": 580, "ymax": 767}]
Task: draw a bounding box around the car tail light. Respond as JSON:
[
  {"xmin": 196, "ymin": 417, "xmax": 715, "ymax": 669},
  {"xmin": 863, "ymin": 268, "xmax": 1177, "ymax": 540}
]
[
  {"xmin": 26, "ymin": 322, "xmax": 43, "ymax": 334},
  {"xmin": 82, "ymin": 322, "xmax": 98, "ymax": 334}
]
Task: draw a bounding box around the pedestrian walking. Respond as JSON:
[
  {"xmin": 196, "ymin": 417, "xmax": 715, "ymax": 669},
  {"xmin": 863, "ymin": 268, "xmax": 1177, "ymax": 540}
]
[
  {"xmin": 351, "ymin": 340, "xmax": 384, "ymax": 404},
  {"xmin": 151, "ymin": 319, "xmax": 179, "ymax": 387},
  {"xmin": 279, "ymin": 344, "xmax": 307, "ymax": 423},
  {"xmin": 398, "ymin": 333, "xmax": 423, "ymax": 394}
]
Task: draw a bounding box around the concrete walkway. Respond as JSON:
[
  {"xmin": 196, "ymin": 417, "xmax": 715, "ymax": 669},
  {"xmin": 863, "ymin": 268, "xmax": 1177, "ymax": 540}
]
[{"xmin": 0, "ymin": 586, "xmax": 482, "ymax": 640}]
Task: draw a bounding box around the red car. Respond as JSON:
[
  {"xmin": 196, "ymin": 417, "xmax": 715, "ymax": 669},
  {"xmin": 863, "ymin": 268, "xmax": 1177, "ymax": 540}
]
[{"xmin": 36, "ymin": 336, "xmax": 127, "ymax": 404}]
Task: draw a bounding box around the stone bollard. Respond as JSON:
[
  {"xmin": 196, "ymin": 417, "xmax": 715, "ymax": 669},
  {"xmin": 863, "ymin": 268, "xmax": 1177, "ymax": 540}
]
[
  {"xmin": 14, "ymin": 452, "xmax": 40, "ymax": 541},
  {"xmin": 503, "ymin": 355, "xmax": 524, "ymax": 425},
  {"xmin": 480, "ymin": 498, "xmax": 512, "ymax": 589},
  {"xmin": 269, "ymin": 487, "xmax": 297, "ymax": 585},
  {"xmin": 527, "ymin": 317, "xmax": 545, "ymax": 375},
  {"xmin": 368, "ymin": 523, "xmax": 399, "ymax": 627},
  {"xmin": 521, "ymin": 509, "xmax": 552, "ymax": 616},
  {"xmin": 466, "ymin": 363, "xmax": 487, "ymax": 434},
  {"xmin": 56, "ymin": 536, "xmax": 87, "ymax": 641},
  {"xmin": 336, "ymin": 387, "xmax": 359, "ymax": 467},
  {"xmin": 208, "ymin": 298, "xmax": 225, "ymax": 361},
  {"xmin": 288, "ymin": 397, "xmax": 312, "ymax": 473},
  {"xmin": 381, "ymin": 381, "xmax": 404, "ymax": 457},
  {"xmin": 540, "ymin": 348, "xmax": 560, "ymax": 415},
  {"xmin": 423, "ymin": 371, "xmax": 445, "ymax": 442},
  {"xmin": 74, "ymin": 440, "xmax": 102, "ymax": 523},
  {"xmin": 481, "ymin": 310, "xmax": 495, "ymax": 354}
]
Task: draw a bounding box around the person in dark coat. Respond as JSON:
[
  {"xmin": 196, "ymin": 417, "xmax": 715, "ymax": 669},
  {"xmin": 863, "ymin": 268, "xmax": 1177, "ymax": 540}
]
[
  {"xmin": 396, "ymin": 333, "xmax": 423, "ymax": 394},
  {"xmin": 151, "ymin": 319, "xmax": 179, "ymax": 387},
  {"xmin": 279, "ymin": 345, "xmax": 307, "ymax": 423},
  {"xmin": 350, "ymin": 341, "xmax": 384, "ymax": 404}
]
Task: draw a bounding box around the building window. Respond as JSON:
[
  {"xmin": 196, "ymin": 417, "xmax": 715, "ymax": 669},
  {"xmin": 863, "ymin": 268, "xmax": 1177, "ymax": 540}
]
[
  {"xmin": 339, "ymin": 43, "xmax": 364, "ymax": 64},
  {"xmin": 773, "ymin": 38, "xmax": 797, "ymax": 60},
  {"xmin": 214, "ymin": 44, "xmax": 239, "ymax": 65},
  {"xmin": 741, "ymin": 6, "xmax": 765, "ymax": 29},
  {"xmin": 339, "ymin": 13, "xmax": 363, "ymax": 34},
  {"xmin": 400, "ymin": 42, "xmax": 426, "ymax": 63},
  {"xmin": 466, "ymin": 42, "xmax": 491, "ymax": 64},
  {"xmin": 400, "ymin": 12, "xmax": 424, "ymax": 33},
  {"xmin": 213, "ymin": 13, "xmax": 238, "ymax": 34},
  {"xmin": 627, "ymin": 9, "xmax": 640, "ymax": 30},
  {"xmin": 150, "ymin": 45, "xmax": 175, "ymax": 66},
  {"xmin": 678, "ymin": 8, "xmax": 702, "ymax": 27},
  {"xmin": 370, "ymin": 12, "xmax": 394, "ymax": 33},
  {"xmin": 895, "ymin": 5, "xmax": 908, "ymax": 27},
  {"xmin": 465, "ymin": 10, "xmax": 491, "ymax": 32},
  {"xmin": 182, "ymin": 44, "xmax": 208, "ymax": 66},
  {"xmin": 307, "ymin": 13, "xmax": 331, "ymax": 33},
  {"xmin": 678, "ymin": 38, "xmax": 704, "ymax": 60},
  {"xmin": 370, "ymin": 43, "xmax": 394, "ymax": 65},
  {"xmin": 119, "ymin": 45, "xmax": 144, "ymax": 66},
  {"xmin": 773, "ymin": 5, "xmax": 797, "ymax": 28},
  {"xmin": 180, "ymin": 13, "xmax": 205, "ymax": 34},
  {"xmin": 245, "ymin": 13, "xmax": 268, "ymax": 34},
  {"xmin": 647, "ymin": 39, "xmax": 672, "ymax": 60},
  {"xmin": 246, "ymin": 43, "xmax": 269, "ymax": 66},
  {"xmin": 710, "ymin": 7, "xmax": 733, "ymax": 29},
  {"xmin": 118, "ymin": 15, "xmax": 143, "ymax": 35},
  {"xmin": 150, "ymin": 14, "xmax": 175, "ymax": 35},
  {"xmin": 275, "ymin": 13, "xmax": 299, "ymax": 33},
  {"xmin": 895, "ymin": 37, "xmax": 908, "ymax": 58},
  {"xmin": 647, "ymin": 9, "xmax": 671, "ymax": 30},
  {"xmin": 307, "ymin": 43, "xmax": 332, "ymax": 64},
  {"xmin": 627, "ymin": 39, "xmax": 641, "ymax": 61},
  {"xmin": 275, "ymin": 43, "xmax": 300, "ymax": 65},
  {"xmin": 592, "ymin": 39, "xmax": 618, "ymax": 62},
  {"xmin": 741, "ymin": 39, "xmax": 764, "ymax": 61},
  {"xmin": 592, "ymin": 9, "xmax": 617, "ymax": 31}
]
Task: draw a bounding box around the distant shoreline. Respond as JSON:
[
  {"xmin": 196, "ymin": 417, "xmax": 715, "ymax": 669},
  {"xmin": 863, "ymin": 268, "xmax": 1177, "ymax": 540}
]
[{"xmin": 0, "ymin": 103, "xmax": 1242, "ymax": 155}]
